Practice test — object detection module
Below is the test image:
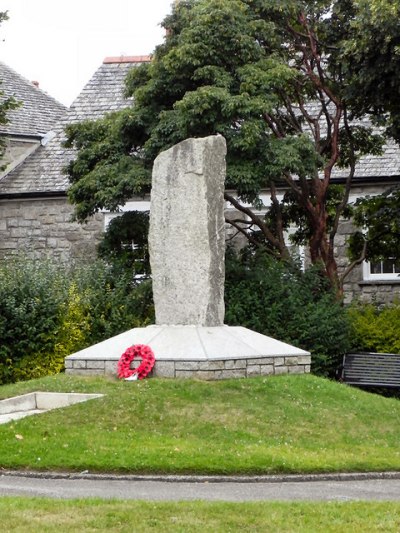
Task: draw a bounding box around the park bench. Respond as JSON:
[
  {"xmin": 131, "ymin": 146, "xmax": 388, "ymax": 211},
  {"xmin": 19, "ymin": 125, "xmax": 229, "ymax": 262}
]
[{"xmin": 339, "ymin": 352, "xmax": 400, "ymax": 388}]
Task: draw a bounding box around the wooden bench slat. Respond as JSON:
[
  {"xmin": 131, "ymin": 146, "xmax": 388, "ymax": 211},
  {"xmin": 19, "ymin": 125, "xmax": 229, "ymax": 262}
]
[
  {"xmin": 340, "ymin": 352, "xmax": 400, "ymax": 388},
  {"xmin": 347, "ymin": 368, "xmax": 400, "ymax": 372}
]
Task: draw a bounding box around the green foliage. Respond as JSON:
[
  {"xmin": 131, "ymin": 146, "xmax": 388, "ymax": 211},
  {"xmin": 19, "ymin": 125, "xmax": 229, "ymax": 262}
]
[
  {"xmin": 0, "ymin": 91, "xmax": 20, "ymax": 164},
  {"xmin": 63, "ymin": 0, "xmax": 392, "ymax": 293},
  {"xmin": 97, "ymin": 211, "xmax": 150, "ymax": 277},
  {"xmin": 12, "ymin": 352, "xmax": 68, "ymax": 384},
  {"xmin": 225, "ymin": 249, "xmax": 350, "ymax": 376},
  {"xmin": 348, "ymin": 301, "xmax": 400, "ymax": 353},
  {"xmin": 67, "ymin": 0, "xmax": 339, "ymax": 215},
  {"xmin": 0, "ymin": 258, "xmax": 68, "ymax": 384},
  {"xmin": 53, "ymin": 282, "xmax": 91, "ymax": 357},
  {"xmin": 336, "ymin": 0, "xmax": 400, "ymax": 141},
  {"xmin": 337, "ymin": 125, "xmax": 386, "ymax": 169},
  {"xmin": 277, "ymin": 185, "xmax": 354, "ymax": 247},
  {"xmin": 14, "ymin": 282, "xmax": 92, "ymax": 385},
  {"xmin": 64, "ymin": 113, "xmax": 151, "ymax": 222},
  {"xmin": 0, "ymin": 257, "xmax": 154, "ymax": 384},
  {"xmin": 348, "ymin": 186, "xmax": 400, "ymax": 263},
  {"xmin": 72, "ymin": 261, "xmax": 154, "ymax": 343}
]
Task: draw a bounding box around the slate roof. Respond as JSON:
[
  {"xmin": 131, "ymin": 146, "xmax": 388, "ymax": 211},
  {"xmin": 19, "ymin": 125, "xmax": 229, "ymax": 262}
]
[
  {"xmin": 0, "ymin": 61, "xmax": 66, "ymax": 138},
  {"xmin": 303, "ymin": 105, "xmax": 400, "ymax": 181},
  {"xmin": 0, "ymin": 56, "xmax": 150, "ymax": 195},
  {"xmin": 332, "ymin": 140, "xmax": 400, "ymax": 180}
]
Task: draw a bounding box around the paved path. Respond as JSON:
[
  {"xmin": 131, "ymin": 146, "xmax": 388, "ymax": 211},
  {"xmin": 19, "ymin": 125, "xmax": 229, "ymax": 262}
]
[{"xmin": 1, "ymin": 472, "xmax": 400, "ymax": 501}]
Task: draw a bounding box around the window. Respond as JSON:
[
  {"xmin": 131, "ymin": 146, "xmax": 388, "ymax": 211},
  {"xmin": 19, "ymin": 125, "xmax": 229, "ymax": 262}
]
[
  {"xmin": 102, "ymin": 200, "xmax": 150, "ymax": 230},
  {"xmin": 363, "ymin": 259, "xmax": 400, "ymax": 281}
]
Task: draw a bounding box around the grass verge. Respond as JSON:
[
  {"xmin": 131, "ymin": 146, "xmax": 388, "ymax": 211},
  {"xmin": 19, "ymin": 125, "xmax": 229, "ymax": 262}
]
[
  {"xmin": 0, "ymin": 374, "xmax": 399, "ymax": 474},
  {"xmin": 2, "ymin": 499, "xmax": 400, "ymax": 532}
]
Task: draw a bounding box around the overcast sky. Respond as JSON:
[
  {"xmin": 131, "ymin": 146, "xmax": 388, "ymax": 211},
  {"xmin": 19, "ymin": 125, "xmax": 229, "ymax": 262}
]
[{"xmin": 0, "ymin": 0, "xmax": 174, "ymax": 106}]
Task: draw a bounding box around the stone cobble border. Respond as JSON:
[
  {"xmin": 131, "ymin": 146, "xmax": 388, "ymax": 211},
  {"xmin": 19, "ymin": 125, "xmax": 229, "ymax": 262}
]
[
  {"xmin": 2, "ymin": 469, "xmax": 400, "ymax": 483},
  {"xmin": 65, "ymin": 355, "xmax": 311, "ymax": 379}
]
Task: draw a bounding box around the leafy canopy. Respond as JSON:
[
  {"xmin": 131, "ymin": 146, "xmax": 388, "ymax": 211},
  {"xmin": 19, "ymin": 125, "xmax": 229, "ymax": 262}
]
[
  {"xmin": 66, "ymin": 0, "xmax": 337, "ymax": 216},
  {"xmin": 65, "ymin": 0, "xmax": 388, "ymax": 292},
  {"xmin": 336, "ymin": 0, "xmax": 400, "ymax": 141}
]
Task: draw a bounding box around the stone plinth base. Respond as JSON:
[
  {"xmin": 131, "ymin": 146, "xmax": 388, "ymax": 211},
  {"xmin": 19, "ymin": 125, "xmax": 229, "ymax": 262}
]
[{"xmin": 65, "ymin": 325, "xmax": 311, "ymax": 380}]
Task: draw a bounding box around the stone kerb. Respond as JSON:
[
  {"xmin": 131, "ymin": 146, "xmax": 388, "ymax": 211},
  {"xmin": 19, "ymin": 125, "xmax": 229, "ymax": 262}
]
[{"xmin": 149, "ymin": 135, "xmax": 226, "ymax": 327}]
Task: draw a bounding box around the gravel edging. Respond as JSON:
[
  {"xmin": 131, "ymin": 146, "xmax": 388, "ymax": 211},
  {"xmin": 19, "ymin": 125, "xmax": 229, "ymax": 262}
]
[{"xmin": 2, "ymin": 469, "xmax": 400, "ymax": 483}]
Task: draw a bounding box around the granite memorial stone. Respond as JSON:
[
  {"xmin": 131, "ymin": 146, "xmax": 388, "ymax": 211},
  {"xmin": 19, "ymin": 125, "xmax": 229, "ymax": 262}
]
[{"xmin": 149, "ymin": 136, "xmax": 226, "ymax": 326}]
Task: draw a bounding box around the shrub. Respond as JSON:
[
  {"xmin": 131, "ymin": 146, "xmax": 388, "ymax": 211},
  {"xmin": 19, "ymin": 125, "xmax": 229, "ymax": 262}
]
[
  {"xmin": 0, "ymin": 258, "xmax": 69, "ymax": 384},
  {"xmin": 348, "ymin": 301, "xmax": 400, "ymax": 353},
  {"xmin": 0, "ymin": 256, "xmax": 154, "ymax": 384},
  {"xmin": 53, "ymin": 282, "xmax": 91, "ymax": 357},
  {"xmin": 225, "ymin": 249, "xmax": 350, "ymax": 377},
  {"xmin": 72, "ymin": 261, "xmax": 154, "ymax": 343}
]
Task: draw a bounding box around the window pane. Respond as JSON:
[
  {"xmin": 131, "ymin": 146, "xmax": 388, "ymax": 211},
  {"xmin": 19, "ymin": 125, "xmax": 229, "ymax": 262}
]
[
  {"xmin": 371, "ymin": 261, "xmax": 383, "ymax": 274},
  {"xmin": 382, "ymin": 260, "xmax": 395, "ymax": 273}
]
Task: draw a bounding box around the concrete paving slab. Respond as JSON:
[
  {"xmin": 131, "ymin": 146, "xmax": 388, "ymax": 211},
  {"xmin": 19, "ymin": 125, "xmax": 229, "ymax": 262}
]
[
  {"xmin": 0, "ymin": 393, "xmax": 36, "ymax": 415},
  {"xmin": 0, "ymin": 392, "xmax": 104, "ymax": 425},
  {"xmin": 0, "ymin": 409, "xmax": 44, "ymax": 424}
]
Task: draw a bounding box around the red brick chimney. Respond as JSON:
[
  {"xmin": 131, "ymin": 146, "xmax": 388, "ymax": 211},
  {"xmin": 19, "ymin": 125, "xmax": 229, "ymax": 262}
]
[{"xmin": 103, "ymin": 55, "xmax": 151, "ymax": 64}]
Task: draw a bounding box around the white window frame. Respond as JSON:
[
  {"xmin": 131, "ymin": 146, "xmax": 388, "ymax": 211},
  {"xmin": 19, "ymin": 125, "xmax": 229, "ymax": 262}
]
[
  {"xmin": 363, "ymin": 260, "xmax": 400, "ymax": 282},
  {"xmin": 102, "ymin": 199, "xmax": 150, "ymax": 230},
  {"xmin": 345, "ymin": 193, "xmax": 399, "ymax": 283}
]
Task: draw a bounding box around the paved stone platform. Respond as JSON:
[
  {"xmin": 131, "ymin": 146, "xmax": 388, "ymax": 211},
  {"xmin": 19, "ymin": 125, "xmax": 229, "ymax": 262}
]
[
  {"xmin": 0, "ymin": 392, "xmax": 104, "ymax": 424},
  {"xmin": 65, "ymin": 325, "xmax": 311, "ymax": 380}
]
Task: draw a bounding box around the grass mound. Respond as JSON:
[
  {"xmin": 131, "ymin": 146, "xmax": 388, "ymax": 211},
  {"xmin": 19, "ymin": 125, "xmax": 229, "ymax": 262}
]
[{"xmin": 0, "ymin": 374, "xmax": 399, "ymax": 474}]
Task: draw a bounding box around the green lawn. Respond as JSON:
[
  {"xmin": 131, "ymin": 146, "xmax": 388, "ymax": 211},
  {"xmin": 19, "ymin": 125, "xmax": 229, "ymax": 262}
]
[
  {"xmin": 2, "ymin": 499, "xmax": 400, "ymax": 532},
  {"xmin": 0, "ymin": 373, "xmax": 399, "ymax": 474}
]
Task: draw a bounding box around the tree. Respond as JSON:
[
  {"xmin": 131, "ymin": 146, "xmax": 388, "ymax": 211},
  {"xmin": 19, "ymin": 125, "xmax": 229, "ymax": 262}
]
[
  {"xmin": 335, "ymin": 0, "xmax": 400, "ymax": 142},
  {"xmin": 64, "ymin": 0, "xmax": 385, "ymax": 294},
  {"xmin": 328, "ymin": 0, "xmax": 400, "ymax": 270},
  {"xmin": 0, "ymin": 11, "xmax": 21, "ymax": 164}
]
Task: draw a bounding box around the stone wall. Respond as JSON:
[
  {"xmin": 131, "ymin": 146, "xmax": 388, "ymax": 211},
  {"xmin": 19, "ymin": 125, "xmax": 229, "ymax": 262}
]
[
  {"xmin": 65, "ymin": 354, "xmax": 311, "ymax": 379},
  {"xmin": 0, "ymin": 196, "xmax": 103, "ymax": 262}
]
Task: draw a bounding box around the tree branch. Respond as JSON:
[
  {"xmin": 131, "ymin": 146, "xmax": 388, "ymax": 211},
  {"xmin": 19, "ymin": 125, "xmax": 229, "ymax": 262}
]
[
  {"xmin": 224, "ymin": 192, "xmax": 287, "ymax": 256},
  {"xmin": 330, "ymin": 106, "xmax": 356, "ymax": 247},
  {"xmin": 339, "ymin": 238, "xmax": 367, "ymax": 287},
  {"xmin": 225, "ymin": 217, "xmax": 263, "ymax": 249}
]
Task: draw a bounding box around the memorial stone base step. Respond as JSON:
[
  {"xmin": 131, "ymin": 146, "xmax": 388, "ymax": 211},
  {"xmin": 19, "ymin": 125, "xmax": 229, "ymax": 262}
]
[{"xmin": 65, "ymin": 325, "xmax": 311, "ymax": 380}]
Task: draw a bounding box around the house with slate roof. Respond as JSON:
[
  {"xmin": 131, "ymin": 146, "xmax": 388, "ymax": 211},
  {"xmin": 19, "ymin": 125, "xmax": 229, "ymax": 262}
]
[
  {"xmin": 0, "ymin": 56, "xmax": 150, "ymax": 262},
  {"xmin": 0, "ymin": 61, "xmax": 66, "ymax": 181},
  {"xmin": 0, "ymin": 56, "xmax": 399, "ymax": 303}
]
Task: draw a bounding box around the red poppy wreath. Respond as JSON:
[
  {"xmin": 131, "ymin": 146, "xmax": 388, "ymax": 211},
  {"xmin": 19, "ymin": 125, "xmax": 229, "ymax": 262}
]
[{"xmin": 117, "ymin": 344, "xmax": 155, "ymax": 380}]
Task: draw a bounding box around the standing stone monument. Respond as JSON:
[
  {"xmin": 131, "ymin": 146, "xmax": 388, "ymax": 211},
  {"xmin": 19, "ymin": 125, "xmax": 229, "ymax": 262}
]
[
  {"xmin": 149, "ymin": 136, "xmax": 226, "ymax": 327},
  {"xmin": 65, "ymin": 135, "xmax": 311, "ymax": 379}
]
